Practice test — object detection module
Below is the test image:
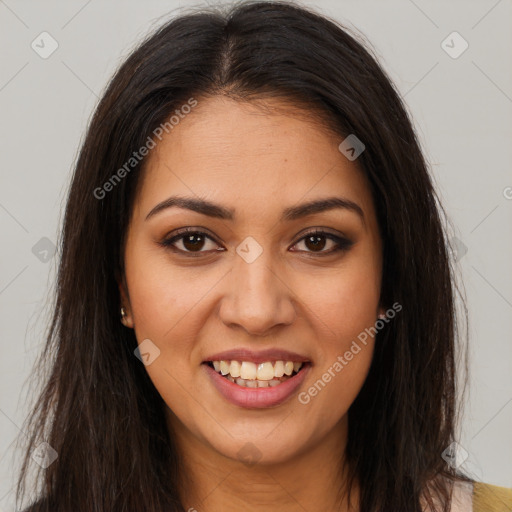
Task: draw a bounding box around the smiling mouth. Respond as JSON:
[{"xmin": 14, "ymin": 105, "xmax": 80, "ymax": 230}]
[{"xmin": 204, "ymin": 360, "xmax": 309, "ymax": 388}]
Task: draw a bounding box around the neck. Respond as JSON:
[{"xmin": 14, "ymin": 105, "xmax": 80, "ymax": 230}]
[{"xmin": 169, "ymin": 413, "xmax": 359, "ymax": 512}]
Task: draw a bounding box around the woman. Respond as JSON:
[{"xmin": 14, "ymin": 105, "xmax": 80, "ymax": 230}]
[{"xmin": 14, "ymin": 1, "xmax": 512, "ymax": 511}]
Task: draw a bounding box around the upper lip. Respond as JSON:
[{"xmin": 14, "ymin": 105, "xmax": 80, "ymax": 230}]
[{"xmin": 203, "ymin": 348, "xmax": 310, "ymax": 364}]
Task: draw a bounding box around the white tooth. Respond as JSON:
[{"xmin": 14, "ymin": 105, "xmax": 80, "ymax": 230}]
[
  {"xmin": 257, "ymin": 380, "xmax": 269, "ymax": 387},
  {"xmin": 284, "ymin": 361, "xmax": 294, "ymax": 375},
  {"xmin": 227, "ymin": 375, "xmax": 235, "ymax": 383},
  {"xmin": 257, "ymin": 362, "xmax": 274, "ymax": 380},
  {"xmin": 246, "ymin": 379, "xmax": 258, "ymax": 388},
  {"xmin": 268, "ymin": 379, "xmax": 281, "ymax": 387},
  {"xmin": 274, "ymin": 360, "xmax": 285, "ymax": 377},
  {"xmin": 236, "ymin": 377, "xmax": 246, "ymax": 386},
  {"xmin": 213, "ymin": 361, "xmax": 220, "ymax": 372},
  {"xmin": 293, "ymin": 362, "xmax": 303, "ymax": 372},
  {"xmin": 220, "ymin": 360, "xmax": 230, "ymax": 375},
  {"xmin": 240, "ymin": 361, "xmax": 257, "ymax": 380},
  {"xmin": 229, "ymin": 360, "xmax": 241, "ymax": 378}
]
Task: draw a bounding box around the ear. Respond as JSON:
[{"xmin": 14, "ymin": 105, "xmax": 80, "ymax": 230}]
[{"xmin": 116, "ymin": 270, "xmax": 134, "ymax": 329}]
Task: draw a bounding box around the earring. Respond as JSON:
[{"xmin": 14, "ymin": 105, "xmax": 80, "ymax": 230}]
[
  {"xmin": 378, "ymin": 313, "xmax": 386, "ymax": 320},
  {"xmin": 120, "ymin": 307, "xmax": 127, "ymax": 324}
]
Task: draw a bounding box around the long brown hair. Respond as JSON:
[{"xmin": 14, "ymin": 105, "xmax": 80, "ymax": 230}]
[{"xmin": 15, "ymin": 1, "xmax": 471, "ymax": 510}]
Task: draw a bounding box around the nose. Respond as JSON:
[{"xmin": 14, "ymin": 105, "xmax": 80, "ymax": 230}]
[{"xmin": 218, "ymin": 248, "xmax": 297, "ymax": 336}]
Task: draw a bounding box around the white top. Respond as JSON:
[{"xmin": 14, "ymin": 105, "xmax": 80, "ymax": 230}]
[
  {"xmin": 450, "ymin": 480, "xmax": 473, "ymax": 512},
  {"xmin": 420, "ymin": 479, "xmax": 474, "ymax": 511}
]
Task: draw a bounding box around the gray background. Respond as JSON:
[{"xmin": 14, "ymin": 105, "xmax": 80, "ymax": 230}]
[{"xmin": 1, "ymin": 0, "xmax": 511, "ymax": 509}]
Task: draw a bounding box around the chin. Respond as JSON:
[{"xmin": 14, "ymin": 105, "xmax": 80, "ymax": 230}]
[{"xmin": 202, "ymin": 423, "xmax": 310, "ymax": 466}]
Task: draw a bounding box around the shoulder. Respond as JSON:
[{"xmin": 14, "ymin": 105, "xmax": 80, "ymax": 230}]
[
  {"xmin": 473, "ymin": 482, "xmax": 512, "ymax": 512},
  {"xmin": 422, "ymin": 477, "xmax": 512, "ymax": 511}
]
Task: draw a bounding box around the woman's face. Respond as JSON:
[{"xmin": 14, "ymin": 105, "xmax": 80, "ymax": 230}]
[{"xmin": 119, "ymin": 96, "xmax": 383, "ymax": 466}]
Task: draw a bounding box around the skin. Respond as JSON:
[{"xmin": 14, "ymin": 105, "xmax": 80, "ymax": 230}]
[{"xmin": 118, "ymin": 96, "xmax": 384, "ymax": 512}]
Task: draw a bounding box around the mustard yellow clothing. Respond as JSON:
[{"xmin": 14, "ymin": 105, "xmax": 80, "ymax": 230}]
[{"xmin": 473, "ymin": 482, "xmax": 512, "ymax": 511}]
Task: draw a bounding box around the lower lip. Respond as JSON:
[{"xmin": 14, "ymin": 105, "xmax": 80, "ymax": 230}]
[{"xmin": 202, "ymin": 362, "xmax": 311, "ymax": 409}]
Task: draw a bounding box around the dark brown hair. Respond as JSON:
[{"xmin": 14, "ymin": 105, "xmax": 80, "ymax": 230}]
[{"xmin": 15, "ymin": 1, "xmax": 471, "ymax": 510}]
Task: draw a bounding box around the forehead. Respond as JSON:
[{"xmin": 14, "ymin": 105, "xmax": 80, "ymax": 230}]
[{"xmin": 133, "ymin": 96, "xmax": 376, "ymax": 225}]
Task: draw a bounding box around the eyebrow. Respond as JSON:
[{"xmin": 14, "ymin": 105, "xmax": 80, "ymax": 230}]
[{"xmin": 145, "ymin": 195, "xmax": 365, "ymax": 223}]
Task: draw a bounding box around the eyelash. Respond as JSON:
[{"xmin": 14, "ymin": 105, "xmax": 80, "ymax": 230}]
[{"xmin": 159, "ymin": 227, "xmax": 353, "ymax": 258}]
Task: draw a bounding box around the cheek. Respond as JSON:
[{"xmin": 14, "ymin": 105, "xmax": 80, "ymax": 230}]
[
  {"xmin": 298, "ymin": 274, "xmax": 377, "ymax": 419},
  {"xmin": 125, "ymin": 245, "xmax": 214, "ymax": 338},
  {"xmin": 333, "ymin": 278, "xmax": 380, "ymax": 337},
  {"xmin": 293, "ymin": 260, "xmax": 379, "ymax": 414},
  {"xmin": 299, "ymin": 343, "xmax": 374, "ymax": 432},
  {"xmin": 124, "ymin": 247, "xmax": 212, "ymax": 398},
  {"xmin": 297, "ymin": 262, "xmax": 381, "ymax": 341}
]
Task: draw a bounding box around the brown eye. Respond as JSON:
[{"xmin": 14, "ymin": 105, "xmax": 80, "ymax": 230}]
[
  {"xmin": 160, "ymin": 229, "xmax": 222, "ymax": 255},
  {"xmin": 291, "ymin": 230, "xmax": 353, "ymax": 255},
  {"xmin": 160, "ymin": 228, "xmax": 352, "ymax": 258},
  {"xmin": 303, "ymin": 233, "xmax": 329, "ymax": 251},
  {"xmin": 180, "ymin": 233, "xmax": 207, "ymax": 252}
]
